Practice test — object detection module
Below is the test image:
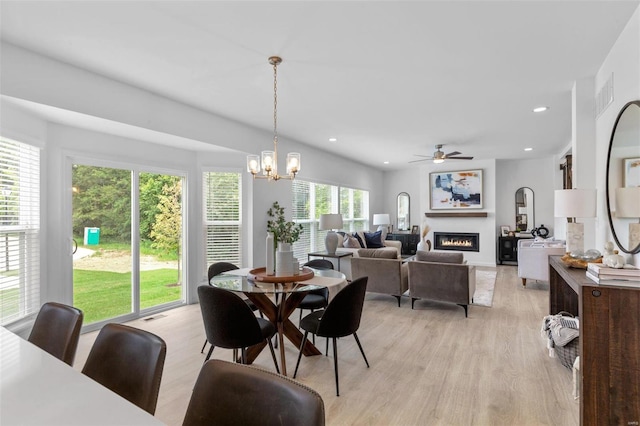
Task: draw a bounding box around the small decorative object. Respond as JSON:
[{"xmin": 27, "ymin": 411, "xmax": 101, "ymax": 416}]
[
  {"xmin": 267, "ymin": 201, "xmax": 303, "ymax": 275},
  {"xmin": 266, "ymin": 232, "xmax": 275, "ymax": 275},
  {"xmin": 531, "ymin": 224, "xmax": 549, "ymax": 239},
  {"xmin": 411, "ymin": 225, "xmax": 419, "ymax": 234},
  {"xmin": 508, "ymin": 231, "xmax": 515, "ymax": 237},
  {"xmin": 603, "ymin": 241, "xmax": 626, "ymax": 269},
  {"xmin": 561, "ymin": 248, "xmax": 603, "ymax": 269},
  {"xmin": 417, "ymin": 223, "xmax": 431, "ymax": 251},
  {"xmin": 500, "ymin": 226, "xmax": 510, "ymax": 237}
]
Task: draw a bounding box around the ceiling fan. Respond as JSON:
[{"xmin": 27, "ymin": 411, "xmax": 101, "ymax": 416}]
[{"xmin": 409, "ymin": 144, "xmax": 474, "ymax": 163}]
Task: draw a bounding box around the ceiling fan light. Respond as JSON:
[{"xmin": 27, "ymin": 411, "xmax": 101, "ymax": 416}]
[{"xmin": 433, "ymin": 158, "xmax": 445, "ymax": 164}]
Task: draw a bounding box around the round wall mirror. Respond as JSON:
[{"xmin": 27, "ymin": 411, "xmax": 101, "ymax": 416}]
[
  {"xmin": 515, "ymin": 187, "xmax": 534, "ymax": 232},
  {"xmin": 606, "ymin": 100, "xmax": 640, "ymax": 254},
  {"xmin": 397, "ymin": 192, "xmax": 410, "ymax": 231}
]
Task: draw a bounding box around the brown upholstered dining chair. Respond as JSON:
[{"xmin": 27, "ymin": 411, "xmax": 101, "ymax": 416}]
[
  {"xmin": 197, "ymin": 285, "xmax": 280, "ymax": 372},
  {"xmin": 294, "ymin": 276, "xmax": 370, "ymax": 396},
  {"xmin": 28, "ymin": 302, "xmax": 84, "ymax": 366},
  {"xmin": 183, "ymin": 359, "xmax": 325, "ymax": 426},
  {"xmin": 82, "ymin": 323, "xmax": 167, "ymax": 415}
]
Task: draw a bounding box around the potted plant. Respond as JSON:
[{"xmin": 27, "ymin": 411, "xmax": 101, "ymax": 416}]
[{"xmin": 267, "ymin": 201, "xmax": 303, "ymax": 251}]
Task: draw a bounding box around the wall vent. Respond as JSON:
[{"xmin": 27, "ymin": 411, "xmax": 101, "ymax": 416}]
[{"xmin": 595, "ymin": 73, "xmax": 614, "ymax": 118}]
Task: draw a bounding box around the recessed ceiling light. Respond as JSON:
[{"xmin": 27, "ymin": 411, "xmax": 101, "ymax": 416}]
[
  {"xmin": 383, "ymin": 161, "xmax": 389, "ymax": 164},
  {"xmin": 329, "ymin": 138, "xmax": 337, "ymax": 142},
  {"xmin": 524, "ymin": 148, "xmax": 533, "ymax": 151},
  {"xmin": 533, "ymin": 106, "xmax": 548, "ymax": 113}
]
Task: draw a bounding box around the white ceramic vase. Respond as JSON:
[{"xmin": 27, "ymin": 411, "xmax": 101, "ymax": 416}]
[{"xmin": 276, "ymin": 242, "xmax": 294, "ymax": 276}]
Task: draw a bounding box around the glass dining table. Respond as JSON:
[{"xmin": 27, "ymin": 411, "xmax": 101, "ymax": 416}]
[{"xmin": 210, "ymin": 267, "xmax": 347, "ymax": 376}]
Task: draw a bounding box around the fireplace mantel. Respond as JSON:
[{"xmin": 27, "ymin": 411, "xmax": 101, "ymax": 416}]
[{"xmin": 425, "ymin": 212, "xmax": 488, "ymax": 218}]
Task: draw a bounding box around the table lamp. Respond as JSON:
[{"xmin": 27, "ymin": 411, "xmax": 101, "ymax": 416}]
[
  {"xmin": 615, "ymin": 186, "xmax": 640, "ymax": 251},
  {"xmin": 372, "ymin": 213, "xmax": 390, "ymax": 240},
  {"xmin": 319, "ymin": 213, "xmax": 343, "ymax": 255},
  {"xmin": 554, "ymin": 189, "xmax": 596, "ymax": 254}
]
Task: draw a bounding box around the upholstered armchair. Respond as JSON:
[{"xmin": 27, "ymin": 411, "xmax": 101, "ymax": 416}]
[
  {"xmin": 517, "ymin": 239, "xmax": 566, "ymax": 287},
  {"xmin": 350, "ymin": 248, "xmax": 408, "ymax": 306},
  {"xmin": 407, "ymin": 251, "xmax": 476, "ymax": 317}
]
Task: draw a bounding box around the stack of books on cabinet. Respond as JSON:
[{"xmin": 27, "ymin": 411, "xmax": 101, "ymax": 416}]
[{"xmin": 586, "ymin": 263, "xmax": 640, "ymax": 287}]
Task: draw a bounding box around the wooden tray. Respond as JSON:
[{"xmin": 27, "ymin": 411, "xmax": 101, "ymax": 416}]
[{"xmin": 248, "ymin": 267, "xmax": 314, "ymax": 283}]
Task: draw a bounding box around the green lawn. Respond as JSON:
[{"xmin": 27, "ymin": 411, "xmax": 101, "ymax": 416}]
[{"xmin": 73, "ymin": 268, "xmax": 181, "ymax": 324}]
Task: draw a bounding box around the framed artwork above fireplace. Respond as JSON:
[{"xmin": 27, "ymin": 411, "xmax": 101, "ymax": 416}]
[{"xmin": 430, "ymin": 169, "xmax": 483, "ymax": 210}]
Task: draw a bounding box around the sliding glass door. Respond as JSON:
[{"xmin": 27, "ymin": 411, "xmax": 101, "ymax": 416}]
[{"xmin": 72, "ymin": 164, "xmax": 184, "ymax": 326}]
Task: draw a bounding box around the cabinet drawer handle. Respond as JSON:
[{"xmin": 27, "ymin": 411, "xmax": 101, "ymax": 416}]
[{"xmin": 592, "ymin": 290, "xmax": 601, "ymax": 297}]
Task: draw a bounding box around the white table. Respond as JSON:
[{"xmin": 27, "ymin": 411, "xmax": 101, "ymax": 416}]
[{"xmin": 0, "ymin": 327, "xmax": 164, "ymax": 426}]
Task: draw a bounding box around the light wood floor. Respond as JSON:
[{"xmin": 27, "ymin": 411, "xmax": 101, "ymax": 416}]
[{"xmin": 74, "ymin": 265, "xmax": 579, "ymax": 425}]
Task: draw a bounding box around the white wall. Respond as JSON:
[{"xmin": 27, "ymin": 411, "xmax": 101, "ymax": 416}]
[
  {"xmin": 496, "ymin": 157, "xmax": 557, "ymax": 237},
  {"xmin": 595, "ymin": 5, "xmax": 640, "ymax": 265}
]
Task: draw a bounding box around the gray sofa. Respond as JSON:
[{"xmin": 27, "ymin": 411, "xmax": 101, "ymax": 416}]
[
  {"xmin": 350, "ymin": 248, "xmax": 408, "ymax": 306},
  {"xmin": 407, "ymin": 251, "xmax": 476, "ymax": 317}
]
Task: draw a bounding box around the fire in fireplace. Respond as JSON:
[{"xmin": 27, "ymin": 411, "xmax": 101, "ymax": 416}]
[{"xmin": 433, "ymin": 232, "xmax": 480, "ymax": 252}]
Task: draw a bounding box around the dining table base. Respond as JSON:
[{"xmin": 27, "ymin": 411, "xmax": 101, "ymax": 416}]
[{"xmin": 245, "ymin": 291, "xmax": 321, "ymax": 376}]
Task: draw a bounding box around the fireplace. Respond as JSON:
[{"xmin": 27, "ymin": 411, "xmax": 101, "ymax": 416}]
[{"xmin": 433, "ymin": 232, "xmax": 480, "ymax": 252}]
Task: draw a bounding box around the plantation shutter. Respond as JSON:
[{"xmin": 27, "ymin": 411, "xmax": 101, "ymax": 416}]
[
  {"xmin": 203, "ymin": 171, "xmax": 242, "ymax": 268},
  {"xmin": 0, "ymin": 137, "xmax": 40, "ymax": 326}
]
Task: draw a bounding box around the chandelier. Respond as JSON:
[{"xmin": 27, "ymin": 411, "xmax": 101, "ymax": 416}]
[{"xmin": 247, "ymin": 56, "xmax": 301, "ymax": 181}]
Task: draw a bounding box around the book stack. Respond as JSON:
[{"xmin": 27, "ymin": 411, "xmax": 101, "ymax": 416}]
[{"xmin": 586, "ymin": 263, "xmax": 640, "ymax": 287}]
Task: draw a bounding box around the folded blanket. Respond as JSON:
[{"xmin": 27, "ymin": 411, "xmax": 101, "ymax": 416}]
[{"xmin": 541, "ymin": 313, "xmax": 579, "ymax": 358}]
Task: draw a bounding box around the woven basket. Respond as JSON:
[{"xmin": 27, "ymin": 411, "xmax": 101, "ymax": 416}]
[{"xmin": 556, "ymin": 338, "xmax": 579, "ymax": 370}]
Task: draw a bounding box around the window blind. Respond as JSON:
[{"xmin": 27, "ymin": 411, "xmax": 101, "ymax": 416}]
[
  {"xmin": 203, "ymin": 171, "xmax": 242, "ymax": 270},
  {"xmin": 0, "ymin": 137, "xmax": 40, "ymax": 326}
]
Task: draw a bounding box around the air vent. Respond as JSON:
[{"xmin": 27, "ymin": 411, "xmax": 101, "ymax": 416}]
[
  {"xmin": 596, "ymin": 73, "xmax": 614, "ymax": 118},
  {"xmin": 143, "ymin": 314, "xmax": 167, "ymax": 321}
]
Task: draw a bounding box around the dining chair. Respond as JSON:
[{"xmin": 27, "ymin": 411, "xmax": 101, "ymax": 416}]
[
  {"xmin": 182, "ymin": 359, "xmax": 325, "ymax": 426},
  {"xmin": 298, "ymin": 259, "xmax": 333, "ymax": 342},
  {"xmin": 202, "ymin": 262, "xmax": 262, "ymax": 355},
  {"xmin": 293, "ymin": 276, "xmax": 369, "ymax": 396},
  {"xmin": 81, "ymin": 323, "xmax": 167, "ymax": 415},
  {"xmin": 197, "ymin": 285, "xmax": 280, "ymax": 372},
  {"xmin": 27, "ymin": 302, "xmax": 84, "ymax": 366}
]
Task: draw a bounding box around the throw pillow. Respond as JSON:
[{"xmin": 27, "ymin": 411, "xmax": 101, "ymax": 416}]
[
  {"xmin": 343, "ymin": 234, "xmax": 361, "ymax": 248},
  {"xmin": 352, "ymin": 232, "xmax": 366, "ymax": 248},
  {"xmin": 364, "ymin": 231, "xmax": 384, "ymax": 248}
]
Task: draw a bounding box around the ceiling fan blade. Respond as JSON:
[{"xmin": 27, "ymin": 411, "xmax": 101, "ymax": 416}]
[
  {"xmin": 408, "ymin": 158, "xmax": 430, "ymax": 163},
  {"xmin": 446, "ymin": 156, "xmax": 474, "ymax": 160},
  {"xmin": 444, "ymin": 151, "xmax": 461, "ymax": 157},
  {"xmin": 412, "ymin": 154, "xmax": 432, "ymax": 158}
]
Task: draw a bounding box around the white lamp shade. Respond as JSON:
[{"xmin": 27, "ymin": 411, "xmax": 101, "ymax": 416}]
[
  {"xmin": 554, "ymin": 189, "xmax": 597, "ymax": 218},
  {"xmin": 319, "ymin": 214, "xmax": 343, "ymax": 230},
  {"xmin": 372, "ymin": 213, "xmax": 390, "ymax": 226},
  {"xmin": 615, "ymin": 187, "xmax": 640, "ymax": 218}
]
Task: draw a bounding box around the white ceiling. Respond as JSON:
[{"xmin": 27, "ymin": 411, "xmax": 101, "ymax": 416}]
[{"xmin": 1, "ymin": 1, "xmax": 639, "ymax": 170}]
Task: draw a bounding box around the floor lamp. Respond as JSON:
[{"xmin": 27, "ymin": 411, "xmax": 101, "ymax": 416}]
[
  {"xmin": 615, "ymin": 186, "xmax": 640, "ymax": 251},
  {"xmin": 554, "ymin": 189, "xmax": 596, "ymax": 254},
  {"xmin": 319, "ymin": 214, "xmax": 343, "ymax": 255}
]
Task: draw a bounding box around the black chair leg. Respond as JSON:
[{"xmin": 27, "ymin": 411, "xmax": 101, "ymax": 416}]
[
  {"xmin": 205, "ymin": 344, "xmax": 215, "ymax": 361},
  {"xmin": 411, "ymin": 298, "xmax": 417, "ymax": 309},
  {"xmin": 456, "ymin": 304, "xmax": 468, "ymax": 317},
  {"xmin": 325, "ymin": 336, "xmax": 329, "ymax": 356},
  {"xmin": 293, "ymin": 331, "xmax": 309, "ymax": 378},
  {"xmin": 332, "ymin": 337, "xmax": 339, "ymax": 396},
  {"xmin": 353, "ymin": 332, "xmax": 370, "ymax": 368},
  {"xmin": 266, "ymin": 337, "xmax": 280, "ymax": 374},
  {"xmin": 394, "ymin": 295, "xmax": 401, "ymax": 307},
  {"xmin": 200, "ymin": 339, "xmax": 207, "ymax": 353}
]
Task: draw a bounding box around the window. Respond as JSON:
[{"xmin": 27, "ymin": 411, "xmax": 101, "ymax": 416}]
[
  {"xmin": 0, "ymin": 137, "xmax": 40, "ymax": 326},
  {"xmin": 292, "ymin": 179, "xmax": 368, "ymax": 259},
  {"xmin": 203, "ymin": 171, "xmax": 242, "ymax": 268}
]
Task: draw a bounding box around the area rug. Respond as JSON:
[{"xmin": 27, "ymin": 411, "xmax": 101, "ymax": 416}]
[{"xmin": 472, "ymin": 268, "xmax": 497, "ymax": 307}]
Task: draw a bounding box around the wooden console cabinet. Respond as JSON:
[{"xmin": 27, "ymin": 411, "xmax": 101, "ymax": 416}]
[
  {"xmin": 549, "ymin": 256, "xmax": 639, "ymax": 425},
  {"xmin": 497, "ymin": 236, "xmax": 526, "ymax": 264},
  {"xmin": 386, "ymin": 233, "xmax": 420, "ymax": 256}
]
